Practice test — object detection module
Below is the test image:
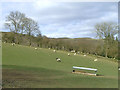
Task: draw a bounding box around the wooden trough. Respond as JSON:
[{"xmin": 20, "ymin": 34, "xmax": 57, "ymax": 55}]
[{"xmin": 72, "ymin": 66, "xmax": 98, "ymax": 76}]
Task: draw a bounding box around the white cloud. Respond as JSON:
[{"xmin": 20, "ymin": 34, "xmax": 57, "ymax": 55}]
[
  {"xmin": 1, "ymin": 2, "xmax": 118, "ymax": 38},
  {"xmin": 33, "ymin": 0, "xmax": 58, "ymax": 10}
]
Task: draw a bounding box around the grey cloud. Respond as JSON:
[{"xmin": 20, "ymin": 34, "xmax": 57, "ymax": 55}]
[
  {"xmin": 32, "ymin": 2, "xmax": 117, "ymax": 24},
  {"xmin": 1, "ymin": 2, "xmax": 118, "ymax": 38}
]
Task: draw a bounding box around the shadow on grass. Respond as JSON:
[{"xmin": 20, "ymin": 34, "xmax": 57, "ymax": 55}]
[
  {"xmin": 2, "ymin": 65, "xmax": 67, "ymax": 75},
  {"xmin": 96, "ymin": 74, "xmax": 104, "ymax": 76},
  {"xmin": 2, "ymin": 65, "xmax": 68, "ymax": 88}
]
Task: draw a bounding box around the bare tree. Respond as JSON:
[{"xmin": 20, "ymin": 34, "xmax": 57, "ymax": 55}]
[
  {"xmin": 23, "ymin": 18, "xmax": 39, "ymax": 36},
  {"xmin": 95, "ymin": 22, "xmax": 118, "ymax": 57},
  {"xmin": 5, "ymin": 11, "xmax": 26, "ymax": 44},
  {"xmin": 5, "ymin": 11, "xmax": 25, "ymax": 33},
  {"xmin": 23, "ymin": 18, "xmax": 40, "ymax": 45}
]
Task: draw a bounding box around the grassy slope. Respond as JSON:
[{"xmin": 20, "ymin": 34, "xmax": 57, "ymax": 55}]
[{"xmin": 2, "ymin": 43, "xmax": 118, "ymax": 88}]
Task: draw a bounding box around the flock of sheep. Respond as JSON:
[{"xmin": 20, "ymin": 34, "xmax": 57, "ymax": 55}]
[
  {"xmin": 51, "ymin": 49, "xmax": 98, "ymax": 62},
  {"xmin": 11, "ymin": 43, "xmax": 98, "ymax": 62}
]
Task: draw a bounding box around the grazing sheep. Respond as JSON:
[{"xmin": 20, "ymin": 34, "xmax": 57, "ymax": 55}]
[
  {"xmin": 84, "ymin": 54, "xmax": 86, "ymax": 56},
  {"xmin": 4, "ymin": 42, "xmax": 6, "ymax": 43},
  {"xmin": 74, "ymin": 53, "xmax": 76, "ymax": 55},
  {"xmin": 53, "ymin": 50, "xmax": 56, "ymax": 52},
  {"xmin": 77, "ymin": 51, "xmax": 80, "ymax": 54},
  {"xmin": 68, "ymin": 53, "xmax": 70, "ymax": 56},
  {"xmin": 56, "ymin": 58, "xmax": 61, "ymax": 62},
  {"xmin": 35, "ymin": 48, "xmax": 37, "ymax": 50},
  {"xmin": 12, "ymin": 43, "xmax": 15, "ymax": 46},
  {"xmin": 94, "ymin": 59, "xmax": 98, "ymax": 62},
  {"xmin": 71, "ymin": 50, "xmax": 75, "ymax": 53},
  {"xmin": 49, "ymin": 48, "xmax": 51, "ymax": 49},
  {"xmin": 118, "ymin": 67, "xmax": 120, "ymax": 71}
]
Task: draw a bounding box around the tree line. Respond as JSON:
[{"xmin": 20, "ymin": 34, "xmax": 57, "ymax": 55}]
[{"xmin": 3, "ymin": 11, "xmax": 119, "ymax": 60}]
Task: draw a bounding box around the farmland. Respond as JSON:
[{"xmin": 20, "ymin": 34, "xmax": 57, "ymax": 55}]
[{"xmin": 2, "ymin": 43, "xmax": 118, "ymax": 88}]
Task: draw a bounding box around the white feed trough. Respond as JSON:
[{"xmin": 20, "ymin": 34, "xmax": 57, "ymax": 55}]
[
  {"xmin": 72, "ymin": 66, "xmax": 97, "ymax": 76},
  {"xmin": 73, "ymin": 66, "xmax": 97, "ymax": 71}
]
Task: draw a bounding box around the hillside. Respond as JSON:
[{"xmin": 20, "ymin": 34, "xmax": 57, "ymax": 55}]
[{"xmin": 2, "ymin": 43, "xmax": 118, "ymax": 88}]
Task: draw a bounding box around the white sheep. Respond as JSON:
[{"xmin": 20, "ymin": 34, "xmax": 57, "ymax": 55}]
[
  {"xmin": 53, "ymin": 50, "xmax": 56, "ymax": 52},
  {"xmin": 84, "ymin": 54, "xmax": 86, "ymax": 56},
  {"xmin": 35, "ymin": 48, "xmax": 37, "ymax": 50},
  {"xmin": 12, "ymin": 43, "xmax": 15, "ymax": 46},
  {"xmin": 56, "ymin": 58, "xmax": 61, "ymax": 62},
  {"xmin": 49, "ymin": 48, "xmax": 51, "ymax": 49},
  {"xmin": 71, "ymin": 50, "xmax": 75, "ymax": 53},
  {"xmin": 68, "ymin": 53, "xmax": 70, "ymax": 56},
  {"xmin": 74, "ymin": 53, "xmax": 76, "ymax": 55},
  {"xmin": 94, "ymin": 59, "xmax": 98, "ymax": 62}
]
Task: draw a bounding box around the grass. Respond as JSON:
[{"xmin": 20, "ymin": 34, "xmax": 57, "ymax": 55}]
[{"xmin": 2, "ymin": 43, "xmax": 118, "ymax": 88}]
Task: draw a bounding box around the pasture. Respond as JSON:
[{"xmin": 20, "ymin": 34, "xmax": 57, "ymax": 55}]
[{"xmin": 2, "ymin": 43, "xmax": 118, "ymax": 88}]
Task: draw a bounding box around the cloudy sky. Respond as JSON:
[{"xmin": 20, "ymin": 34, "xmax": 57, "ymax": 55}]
[{"xmin": 0, "ymin": 1, "xmax": 118, "ymax": 38}]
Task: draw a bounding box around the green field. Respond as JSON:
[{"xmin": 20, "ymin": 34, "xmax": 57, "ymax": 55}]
[{"xmin": 2, "ymin": 43, "xmax": 118, "ymax": 88}]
